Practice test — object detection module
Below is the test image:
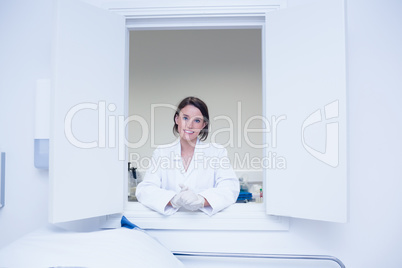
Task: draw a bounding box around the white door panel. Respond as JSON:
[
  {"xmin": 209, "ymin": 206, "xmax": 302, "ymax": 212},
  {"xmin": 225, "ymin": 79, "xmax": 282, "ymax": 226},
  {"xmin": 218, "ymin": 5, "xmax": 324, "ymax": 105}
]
[
  {"xmin": 265, "ymin": 0, "xmax": 347, "ymax": 222},
  {"xmin": 50, "ymin": 0, "xmax": 126, "ymax": 223}
]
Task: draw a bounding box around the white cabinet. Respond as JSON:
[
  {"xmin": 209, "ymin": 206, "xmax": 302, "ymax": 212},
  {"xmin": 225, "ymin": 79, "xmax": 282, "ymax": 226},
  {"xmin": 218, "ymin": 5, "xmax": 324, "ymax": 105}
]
[{"xmin": 50, "ymin": 0, "xmax": 347, "ymax": 225}]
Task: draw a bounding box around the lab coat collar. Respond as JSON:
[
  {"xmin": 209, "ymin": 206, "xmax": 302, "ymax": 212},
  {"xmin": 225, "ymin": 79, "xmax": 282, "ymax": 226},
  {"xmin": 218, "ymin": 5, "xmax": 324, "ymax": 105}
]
[
  {"xmin": 175, "ymin": 137, "xmax": 204, "ymax": 152},
  {"xmin": 177, "ymin": 138, "xmax": 204, "ymax": 176}
]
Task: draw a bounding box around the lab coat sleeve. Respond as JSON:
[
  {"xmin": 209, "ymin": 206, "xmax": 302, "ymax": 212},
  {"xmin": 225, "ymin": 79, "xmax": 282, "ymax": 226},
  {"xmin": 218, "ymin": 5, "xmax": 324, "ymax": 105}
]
[
  {"xmin": 198, "ymin": 147, "xmax": 240, "ymax": 216},
  {"xmin": 135, "ymin": 149, "xmax": 178, "ymax": 215}
]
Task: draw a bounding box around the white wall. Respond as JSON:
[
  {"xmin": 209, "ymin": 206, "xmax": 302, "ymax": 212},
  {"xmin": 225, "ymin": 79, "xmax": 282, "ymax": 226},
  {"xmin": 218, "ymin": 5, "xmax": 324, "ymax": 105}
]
[
  {"xmin": 128, "ymin": 29, "xmax": 263, "ymax": 166},
  {"xmin": 0, "ymin": 0, "xmax": 52, "ymax": 246},
  {"xmin": 0, "ymin": 0, "xmax": 401, "ymax": 267}
]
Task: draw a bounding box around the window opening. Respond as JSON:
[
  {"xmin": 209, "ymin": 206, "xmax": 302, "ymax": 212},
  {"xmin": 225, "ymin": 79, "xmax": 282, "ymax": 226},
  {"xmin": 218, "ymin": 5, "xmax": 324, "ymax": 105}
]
[{"xmin": 127, "ymin": 29, "xmax": 264, "ymax": 208}]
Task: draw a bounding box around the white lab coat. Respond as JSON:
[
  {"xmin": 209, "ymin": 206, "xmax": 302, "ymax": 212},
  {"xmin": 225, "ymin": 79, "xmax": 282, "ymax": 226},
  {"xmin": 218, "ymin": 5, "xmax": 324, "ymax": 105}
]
[{"xmin": 136, "ymin": 139, "xmax": 240, "ymax": 216}]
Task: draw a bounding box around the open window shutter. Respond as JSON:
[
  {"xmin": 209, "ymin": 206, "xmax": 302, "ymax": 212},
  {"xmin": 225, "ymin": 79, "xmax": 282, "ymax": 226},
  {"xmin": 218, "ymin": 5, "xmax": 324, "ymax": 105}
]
[
  {"xmin": 50, "ymin": 0, "xmax": 126, "ymax": 223},
  {"xmin": 264, "ymin": 0, "xmax": 347, "ymax": 222}
]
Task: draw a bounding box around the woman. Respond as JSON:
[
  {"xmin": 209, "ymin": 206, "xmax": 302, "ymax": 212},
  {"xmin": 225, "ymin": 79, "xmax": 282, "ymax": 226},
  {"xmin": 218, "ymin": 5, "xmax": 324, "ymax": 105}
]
[{"xmin": 136, "ymin": 96, "xmax": 239, "ymax": 216}]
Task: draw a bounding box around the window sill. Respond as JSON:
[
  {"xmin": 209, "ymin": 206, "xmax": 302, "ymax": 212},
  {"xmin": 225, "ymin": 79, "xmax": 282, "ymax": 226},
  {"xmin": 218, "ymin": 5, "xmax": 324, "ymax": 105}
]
[{"xmin": 104, "ymin": 202, "xmax": 289, "ymax": 231}]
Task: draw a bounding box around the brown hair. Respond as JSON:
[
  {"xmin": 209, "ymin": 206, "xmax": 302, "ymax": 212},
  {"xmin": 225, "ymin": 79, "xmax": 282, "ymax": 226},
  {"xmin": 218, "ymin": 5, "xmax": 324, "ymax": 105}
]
[{"xmin": 173, "ymin": 96, "xmax": 209, "ymax": 141}]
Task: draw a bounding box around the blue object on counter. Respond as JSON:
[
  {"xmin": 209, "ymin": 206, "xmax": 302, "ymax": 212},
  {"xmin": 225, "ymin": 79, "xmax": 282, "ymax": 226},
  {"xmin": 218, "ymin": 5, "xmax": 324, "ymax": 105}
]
[{"xmin": 236, "ymin": 191, "xmax": 253, "ymax": 202}]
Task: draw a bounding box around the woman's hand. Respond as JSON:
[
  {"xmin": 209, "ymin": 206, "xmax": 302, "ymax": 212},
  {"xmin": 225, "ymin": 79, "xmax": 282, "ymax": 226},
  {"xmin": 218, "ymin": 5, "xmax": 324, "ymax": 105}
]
[
  {"xmin": 179, "ymin": 190, "xmax": 205, "ymax": 211},
  {"xmin": 170, "ymin": 185, "xmax": 210, "ymax": 211},
  {"xmin": 170, "ymin": 184, "xmax": 188, "ymax": 208}
]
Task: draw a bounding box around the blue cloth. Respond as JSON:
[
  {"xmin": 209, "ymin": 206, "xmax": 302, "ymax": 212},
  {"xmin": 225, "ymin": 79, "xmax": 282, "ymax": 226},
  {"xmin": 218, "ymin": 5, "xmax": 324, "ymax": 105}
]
[{"xmin": 121, "ymin": 216, "xmax": 142, "ymax": 230}]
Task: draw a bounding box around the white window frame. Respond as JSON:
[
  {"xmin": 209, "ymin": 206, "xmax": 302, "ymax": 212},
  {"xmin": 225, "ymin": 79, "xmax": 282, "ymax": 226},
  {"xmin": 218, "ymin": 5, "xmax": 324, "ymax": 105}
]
[
  {"xmin": 101, "ymin": 0, "xmax": 291, "ymax": 231},
  {"xmin": 51, "ymin": 0, "xmax": 346, "ymax": 228}
]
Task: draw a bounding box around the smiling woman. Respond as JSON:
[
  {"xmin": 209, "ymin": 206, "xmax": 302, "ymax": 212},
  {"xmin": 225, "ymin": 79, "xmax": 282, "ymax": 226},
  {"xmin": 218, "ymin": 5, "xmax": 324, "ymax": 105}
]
[
  {"xmin": 135, "ymin": 96, "xmax": 240, "ymax": 216},
  {"xmin": 173, "ymin": 97, "xmax": 209, "ymax": 147}
]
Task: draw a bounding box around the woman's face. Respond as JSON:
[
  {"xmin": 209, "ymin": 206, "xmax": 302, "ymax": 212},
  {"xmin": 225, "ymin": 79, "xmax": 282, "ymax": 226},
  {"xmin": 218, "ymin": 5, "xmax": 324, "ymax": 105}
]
[{"xmin": 175, "ymin": 104, "xmax": 206, "ymax": 145}]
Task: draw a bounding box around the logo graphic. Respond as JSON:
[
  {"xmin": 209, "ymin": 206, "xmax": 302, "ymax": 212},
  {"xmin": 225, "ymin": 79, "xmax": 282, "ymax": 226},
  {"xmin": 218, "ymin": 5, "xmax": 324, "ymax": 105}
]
[{"xmin": 301, "ymin": 100, "xmax": 339, "ymax": 167}]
